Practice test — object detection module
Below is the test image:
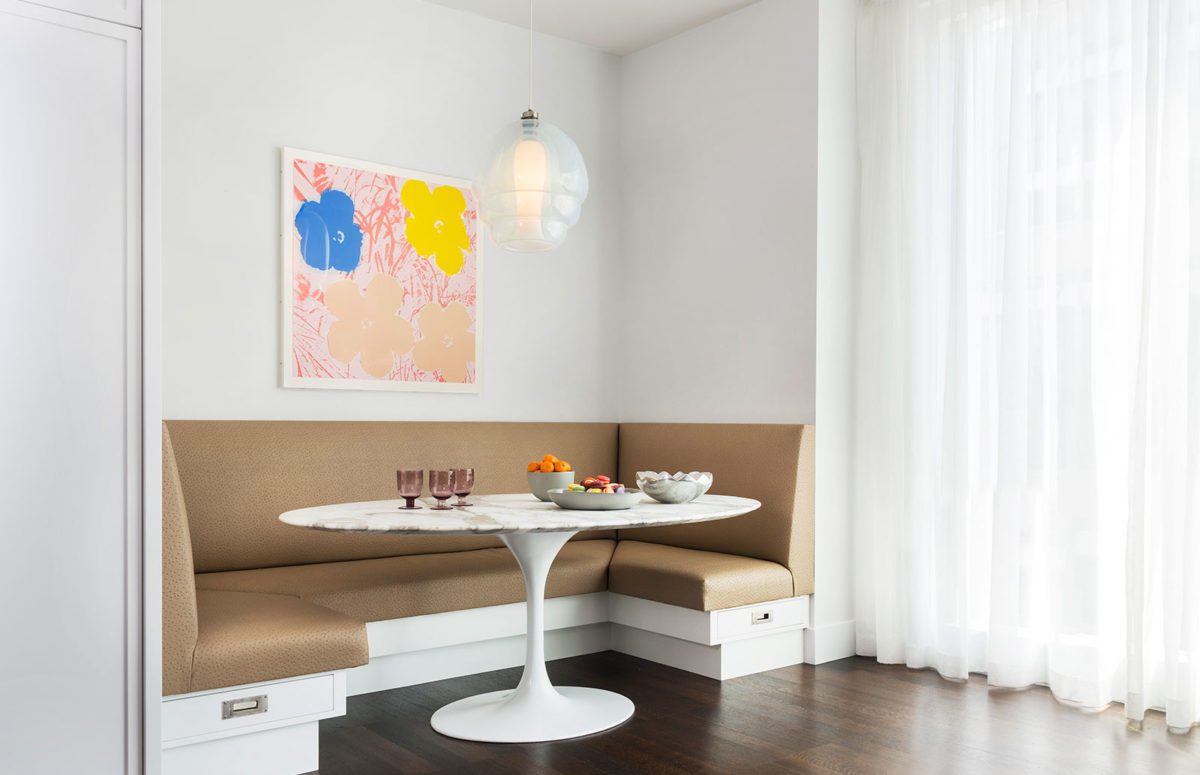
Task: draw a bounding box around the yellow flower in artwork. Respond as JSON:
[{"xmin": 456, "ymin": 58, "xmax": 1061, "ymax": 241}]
[
  {"xmin": 325, "ymin": 275, "xmax": 415, "ymax": 378},
  {"xmin": 401, "ymin": 180, "xmax": 471, "ymax": 276}
]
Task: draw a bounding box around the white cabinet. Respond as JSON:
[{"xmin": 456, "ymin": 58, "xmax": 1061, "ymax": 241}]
[
  {"xmin": 0, "ymin": 2, "xmax": 141, "ymax": 772},
  {"xmin": 19, "ymin": 0, "xmax": 139, "ymax": 26}
]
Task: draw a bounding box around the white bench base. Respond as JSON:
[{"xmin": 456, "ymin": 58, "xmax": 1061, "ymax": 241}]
[
  {"xmin": 163, "ymin": 721, "xmax": 318, "ymax": 775},
  {"xmin": 162, "ymin": 672, "xmax": 345, "ymax": 775},
  {"xmin": 161, "ymin": 593, "xmax": 810, "ymax": 774},
  {"xmin": 612, "ymin": 625, "xmax": 808, "ymax": 679},
  {"xmin": 348, "ymin": 592, "xmax": 809, "ymax": 694},
  {"xmin": 608, "ymin": 592, "xmax": 810, "ymax": 679},
  {"xmin": 349, "ymin": 592, "xmax": 611, "ymax": 695}
]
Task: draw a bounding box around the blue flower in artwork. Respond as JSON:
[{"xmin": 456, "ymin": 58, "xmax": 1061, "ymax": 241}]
[{"xmin": 294, "ymin": 189, "xmax": 364, "ymax": 272}]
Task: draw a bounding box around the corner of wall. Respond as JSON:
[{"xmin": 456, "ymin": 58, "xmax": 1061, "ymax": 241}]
[{"xmin": 812, "ymin": 0, "xmax": 860, "ymax": 662}]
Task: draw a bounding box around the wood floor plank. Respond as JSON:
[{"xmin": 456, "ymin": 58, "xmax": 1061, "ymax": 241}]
[{"xmin": 314, "ymin": 653, "xmax": 1200, "ymax": 775}]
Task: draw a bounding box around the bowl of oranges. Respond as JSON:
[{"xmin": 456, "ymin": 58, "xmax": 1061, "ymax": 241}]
[{"xmin": 526, "ymin": 454, "xmax": 574, "ymax": 501}]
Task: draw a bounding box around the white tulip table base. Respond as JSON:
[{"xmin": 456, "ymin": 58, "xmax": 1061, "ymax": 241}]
[
  {"xmin": 430, "ymin": 686, "xmax": 634, "ymax": 743},
  {"xmin": 431, "ymin": 531, "xmax": 634, "ymax": 743}
]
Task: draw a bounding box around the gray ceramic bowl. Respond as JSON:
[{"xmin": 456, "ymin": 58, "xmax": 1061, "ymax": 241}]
[
  {"xmin": 636, "ymin": 472, "xmax": 714, "ymax": 504},
  {"xmin": 547, "ymin": 488, "xmax": 643, "ymax": 511},
  {"xmin": 527, "ymin": 471, "xmax": 575, "ymax": 501}
]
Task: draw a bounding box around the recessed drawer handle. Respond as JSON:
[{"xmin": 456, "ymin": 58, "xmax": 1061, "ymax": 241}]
[
  {"xmin": 221, "ymin": 694, "xmax": 269, "ymax": 720},
  {"xmin": 751, "ymin": 609, "xmax": 774, "ymax": 625}
]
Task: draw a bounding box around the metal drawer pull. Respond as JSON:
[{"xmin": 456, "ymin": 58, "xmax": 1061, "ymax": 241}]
[
  {"xmin": 221, "ymin": 694, "xmax": 269, "ymax": 719},
  {"xmin": 751, "ymin": 609, "xmax": 774, "ymax": 625}
]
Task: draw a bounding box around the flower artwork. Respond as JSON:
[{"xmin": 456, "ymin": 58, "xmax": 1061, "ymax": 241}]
[{"xmin": 282, "ymin": 148, "xmax": 480, "ymax": 392}]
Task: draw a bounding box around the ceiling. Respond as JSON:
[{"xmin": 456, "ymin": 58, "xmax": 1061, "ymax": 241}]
[{"xmin": 423, "ymin": 0, "xmax": 761, "ymax": 56}]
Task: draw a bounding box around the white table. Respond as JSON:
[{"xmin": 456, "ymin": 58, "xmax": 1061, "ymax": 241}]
[{"xmin": 279, "ymin": 492, "xmax": 760, "ymax": 743}]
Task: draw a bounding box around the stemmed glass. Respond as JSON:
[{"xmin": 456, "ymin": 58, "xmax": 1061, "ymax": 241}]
[
  {"xmin": 429, "ymin": 470, "xmax": 455, "ymax": 511},
  {"xmin": 451, "ymin": 468, "xmax": 474, "ymax": 507},
  {"xmin": 396, "ymin": 469, "xmax": 424, "ymax": 509}
]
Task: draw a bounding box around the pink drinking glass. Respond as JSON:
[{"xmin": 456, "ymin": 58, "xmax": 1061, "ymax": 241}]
[
  {"xmin": 451, "ymin": 468, "xmax": 475, "ymax": 507},
  {"xmin": 429, "ymin": 469, "xmax": 455, "ymax": 511},
  {"xmin": 396, "ymin": 469, "xmax": 423, "ymax": 509}
]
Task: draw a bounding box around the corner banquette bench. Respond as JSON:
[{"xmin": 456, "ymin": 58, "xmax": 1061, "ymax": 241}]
[{"xmin": 162, "ymin": 420, "xmax": 813, "ymax": 772}]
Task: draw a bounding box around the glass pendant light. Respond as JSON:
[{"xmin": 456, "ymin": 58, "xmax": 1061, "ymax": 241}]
[{"xmin": 476, "ymin": 0, "xmax": 588, "ymax": 252}]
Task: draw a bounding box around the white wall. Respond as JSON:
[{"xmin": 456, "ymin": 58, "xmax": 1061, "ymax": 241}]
[
  {"xmin": 160, "ymin": 0, "xmax": 849, "ymax": 671},
  {"xmin": 615, "ymin": 0, "xmax": 854, "ymax": 662},
  {"xmin": 164, "ymin": 0, "xmax": 821, "ymax": 426},
  {"xmin": 163, "ymin": 0, "xmax": 621, "ymax": 422},
  {"xmin": 617, "ymin": 0, "xmax": 818, "ymax": 423},
  {"xmin": 808, "ymin": 0, "xmax": 858, "ymax": 664},
  {"xmin": 163, "ymin": 0, "xmax": 847, "ymax": 657}
]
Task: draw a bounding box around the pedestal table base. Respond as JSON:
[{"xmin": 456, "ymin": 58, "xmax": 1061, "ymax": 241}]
[{"xmin": 430, "ymin": 531, "xmax": 634, "ymax": 743}]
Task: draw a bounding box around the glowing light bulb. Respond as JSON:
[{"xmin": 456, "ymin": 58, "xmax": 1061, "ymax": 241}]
[{"xmin": 513, "ymin": 138, "xmax": 547, "ymax": 242}]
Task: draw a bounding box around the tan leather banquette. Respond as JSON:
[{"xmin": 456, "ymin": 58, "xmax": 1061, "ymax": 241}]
[{"xmin": 163, "ymin": 420, "xmax": 814, "ymax": 695}]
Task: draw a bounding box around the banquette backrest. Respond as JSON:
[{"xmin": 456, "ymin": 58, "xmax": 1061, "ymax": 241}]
[
  {"xmin": 163, "ymin": 419, "xmax": 814, "ymax": 592},
  {"xmin": 162, "ymin": 425, "xmax": 199, "ymax": 697},
  {"xmin": 164, "ymin": 420, "xmax": 619, "ymax": 573}
]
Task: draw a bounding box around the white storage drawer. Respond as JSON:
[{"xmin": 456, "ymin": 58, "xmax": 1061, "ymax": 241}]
[
  {"xmin": 710, "ymin": 596, "xmax": 809, "ymax": 644},
  {"xmin": 608, "ymin": 593, "xmax": 810, "ymax": 646},
  {"xmin": 163, "ymin": 672, "xmax": 344, "ymax": 747}
]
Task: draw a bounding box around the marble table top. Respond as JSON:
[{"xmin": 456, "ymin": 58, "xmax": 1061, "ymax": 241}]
[{"xmin": 279, "ymin": 493, "xmax": 761, "ymax": 536}]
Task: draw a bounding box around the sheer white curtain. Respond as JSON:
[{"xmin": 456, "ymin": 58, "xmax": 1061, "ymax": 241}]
[{"xmin": 853, "ymin": 0, "xmax": 1199, "ymax": 732}]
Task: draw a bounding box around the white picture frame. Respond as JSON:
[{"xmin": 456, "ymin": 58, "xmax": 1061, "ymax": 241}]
[{"xmin": 280, "ymin": 147, "xmax": 482, "ymax": 393}]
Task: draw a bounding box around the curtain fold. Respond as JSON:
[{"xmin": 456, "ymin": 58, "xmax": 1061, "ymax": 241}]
[{"xmin": 853, "ymin": 0, "xmax": 1199, "ymax": 732}]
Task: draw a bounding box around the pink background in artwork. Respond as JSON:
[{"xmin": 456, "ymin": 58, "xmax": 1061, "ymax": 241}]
[{"xmin": 289, "ymin": 157, "xmax": 478, "ymax": 384}]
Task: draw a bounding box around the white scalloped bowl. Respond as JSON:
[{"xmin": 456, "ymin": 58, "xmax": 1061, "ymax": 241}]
[{"xmin": 635, "ymin": 471, "xmax": 713, "ymax": 504}]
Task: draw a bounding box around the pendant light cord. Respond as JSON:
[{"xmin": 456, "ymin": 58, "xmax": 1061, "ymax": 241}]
[{"xmin": 528, "ymin": 0, "xmax": 534, "ymax": 113}]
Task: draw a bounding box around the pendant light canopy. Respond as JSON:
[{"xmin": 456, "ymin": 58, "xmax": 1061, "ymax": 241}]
[{"xmin": 476, "ymin": 1, "xmax": 588, "ymax": 252}]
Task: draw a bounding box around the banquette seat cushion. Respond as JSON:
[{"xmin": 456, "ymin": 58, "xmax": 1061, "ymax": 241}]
[
  {"xmin": 191, "ymin": 590, "xmax": 368, "ymax": 692},
  {"xmin": 193, "ymin": 540, "xmax": 615, "ymax": 622},
  {"xmin": 608, "ymin": 541, "xmax": 793, "ymax": 611}
]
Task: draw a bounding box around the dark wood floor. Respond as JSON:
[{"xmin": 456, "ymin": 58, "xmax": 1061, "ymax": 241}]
[{"xmin": 315, "ymin": 652, "xmax": 1199, "ymax": 775}]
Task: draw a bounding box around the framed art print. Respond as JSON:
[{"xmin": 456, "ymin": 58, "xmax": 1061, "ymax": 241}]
[{"xmin": 281, "ymin": 147, "xmax": 481, "ymax": 392}]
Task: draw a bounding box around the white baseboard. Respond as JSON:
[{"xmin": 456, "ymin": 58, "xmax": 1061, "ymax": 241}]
[
  {"xmin": 162, "ymin": 720, "xmax": 318, "ymax": 775},
  {"xmin": 364, "ymin": 592, "xmax": 609, "ymax": 657},
  {"xmin": 611, "ymin": 624, "xmax": 806, "ymax": 679},
  {"xmin": 722, "ymin": 628, "xmax": 807, "ymax": 677},
  {"xmin": 803, "ymin": 619, "xmax": 856, "ymax": 664},
  {"xmin": 610, "ymin": 625, "xmax": 721, "ymax": 678},
  {"xmin": 348, "ymin": 622, "xmax": 611, "ymax": 696}
]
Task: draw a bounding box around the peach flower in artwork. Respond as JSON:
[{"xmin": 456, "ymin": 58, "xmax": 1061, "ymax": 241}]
[
  {"xmin": 325, "ymin": 275, "xmax": 414, "ymax": 378},
  {"xmin": 412, "ymin": 301, "xmax": 476, "ymax": 383}
]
